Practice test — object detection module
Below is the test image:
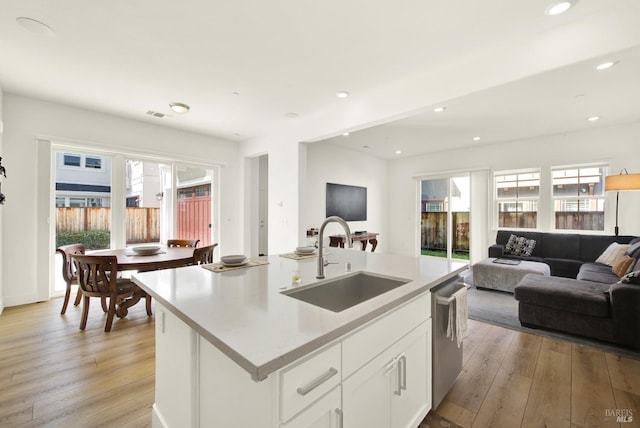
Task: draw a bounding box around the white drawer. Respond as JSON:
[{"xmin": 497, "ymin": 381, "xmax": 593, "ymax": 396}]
[
  {"xmin": 280, "ymin": 342, "xmax": 341, "ymax": 423},
  {"xmin": 342, "ymin": 293, "xmax": 431, "ymax": 378}
]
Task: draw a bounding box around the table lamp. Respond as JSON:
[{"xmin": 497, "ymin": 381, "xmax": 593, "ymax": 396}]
[{"xmin": 605, "ymin": 169, "xmax": 640, "ymax": 236}]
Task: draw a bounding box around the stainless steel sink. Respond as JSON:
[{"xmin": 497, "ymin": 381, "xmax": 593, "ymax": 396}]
[{"xmin": 281, "ymin": 271, "xmax": 410, "ymax": 312}]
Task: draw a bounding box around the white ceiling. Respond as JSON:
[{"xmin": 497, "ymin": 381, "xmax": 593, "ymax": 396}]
[{"xmin": 1, "ymin": 0, "xmax": 639, "ymax": 157}]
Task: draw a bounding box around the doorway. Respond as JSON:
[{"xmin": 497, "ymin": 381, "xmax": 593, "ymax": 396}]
[
  {"xmin": 420, "ymin": 175, "xmax": 470, "ymax": 260},
  {"xmin": 247, "ymin": 154, "xmax": 269, "ymax": 256}
]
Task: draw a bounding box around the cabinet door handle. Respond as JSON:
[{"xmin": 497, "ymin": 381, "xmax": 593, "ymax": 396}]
[
  {"xmin": 296, "ymin": 367, "xmax": 338, "ymax": 396},
  {"xmin": 335, "ymin": 408, "xmax": 343, "ymax": 428},
  {"xmin": 399, "ymin": 354, "xmax": 407, "ymax": 392}
]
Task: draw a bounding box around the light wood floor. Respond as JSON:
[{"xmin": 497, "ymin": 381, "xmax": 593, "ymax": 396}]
[{"xmin": 1, "ymin": 297, "xmax": 639, "ymax": 428}]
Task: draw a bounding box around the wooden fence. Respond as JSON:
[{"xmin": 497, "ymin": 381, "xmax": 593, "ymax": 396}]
[
  {"xmin": 499, "ymin": 211, "xmax": 604, "ymax": 230},
  {"xmin": 56, "ymin": 207, "xmax": 160, "ymax": 243},
  {"xmin": 421, "ymin": 211, "xmax": 469, "ymax": 252}
]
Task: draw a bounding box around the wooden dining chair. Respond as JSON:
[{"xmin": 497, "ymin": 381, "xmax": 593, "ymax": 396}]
[
  {"xmin": 167, "ymin": 239, "xmax": 200, "ymax": 248},
  {"xmin": 193, "ymin": 243, "xmax": 219, "ymax": 265},
  {"xmin": 74, "ymin": 254, "xmax": 152, "ymax": 332},
  {"xmin": 56, "ymin": 243, "xmax": 86, "ymax": 314}
]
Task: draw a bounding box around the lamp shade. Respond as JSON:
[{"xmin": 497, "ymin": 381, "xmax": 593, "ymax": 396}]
[{"xmin": 605, "ymin": 173, "xmax": 640, "ymax": 191}]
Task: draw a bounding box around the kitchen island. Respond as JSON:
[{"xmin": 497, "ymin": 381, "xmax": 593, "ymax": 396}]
[{"xmin": 133, "ymin": 248, "xmax": 467, "ymax": 428}]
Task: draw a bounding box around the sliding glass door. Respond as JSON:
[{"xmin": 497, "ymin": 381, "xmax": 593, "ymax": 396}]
[
  {"xmin": 52, "ymin": 145, "xmax": 217, "ymax": 297},
  {"xmin": 420, "ymin": 175, "xmax": 470, "ymax": 260},
  {"xmin": 54, "ymin": 150, "xmax": 113, "ymax": 294},
  {"xmin": 175, "ymin": 164, "xmax": 215, "ymax": 247}
]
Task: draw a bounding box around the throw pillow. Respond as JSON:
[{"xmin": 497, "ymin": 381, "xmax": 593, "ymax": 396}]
[
  {"xmin": 596, "ymin": 242, "xmax": 630, "ymax": 266},
  {"xmin": 612, "ymin": 255, "xmax": 636, "ymax": 277},
  {"xmin": 505, "ymin": 234, "xmax": 518, "ymax": 254},
  {"xmin": 620, "ymin": 270, "xmax": 640, "ymax": 285},
  {"xmin": 504, "ymin": 234, "xmax": 536, "ymax": 256},
  {"xmin": 514, "ymin": 236, "xmax": 536, "ymax": 257}
]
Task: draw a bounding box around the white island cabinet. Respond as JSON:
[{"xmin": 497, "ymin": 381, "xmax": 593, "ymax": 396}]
[{"xmin": 133, "ymin": 249, "xmax": 466, "ymax": 428}]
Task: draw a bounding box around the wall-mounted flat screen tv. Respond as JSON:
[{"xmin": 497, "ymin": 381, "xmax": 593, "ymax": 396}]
[{"xmin": 326, "ymin": 183, "xmax": 367, "ymax": 221}]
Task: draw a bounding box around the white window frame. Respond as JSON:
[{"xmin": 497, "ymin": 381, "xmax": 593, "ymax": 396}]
[
  {"xmin": 551, "ymin": 163, "xmax": 608, "ymax": 232},
  {"xmin": 494, "ymin": 169, "xmax": 541, "ymax": 230}
]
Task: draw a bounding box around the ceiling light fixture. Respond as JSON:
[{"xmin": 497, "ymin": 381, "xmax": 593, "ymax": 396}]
[
  {"xmin": 595, "ymin": 61, "xmax": 616, "ymax": 71},
  {"xmin": 434, "ymin": 106, "xmax": 446, "ymax": 113},
  {"xmin": 342, "ymin": 133, "xmax": 350, "ymax": 136},
  {"xmin": 473, "ymin": 136, "xmax": 481, "ymax": 141},
  {"xmin": 395, "ymin": 150, "xmax": 402, "ymax": 155},
  {"xmin": 16, "ymin": 17, "xmax": 55, "ymax": 36},
  {"xmin": 169, "ymin": 102, "xmax": 190, "ymax": 114},
  {"xmin": 284, "ymin": 112, "xmax": 299, "ymax": 118},
  {"xmin": 336, "ymin": 91, "xmax": 350, "ymax": 99},
  {"xmin": 588, "ymin": 116, "xmax": 600, "ymax": 122},
  {"xmin": 544, "ymin": 1, "xmax": 573, "ymax": 16}
]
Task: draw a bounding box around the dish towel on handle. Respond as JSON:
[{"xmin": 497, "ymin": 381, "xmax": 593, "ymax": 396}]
[{"xmin": 446, "ymin": 286, "xmax": 469, "ymax": 348}]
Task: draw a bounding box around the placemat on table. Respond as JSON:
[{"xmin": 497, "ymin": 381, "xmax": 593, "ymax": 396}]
[
  {"xmin": 280, "ymin": 252, "xmax": 324, "ymax": 260},
  {"xmin": 201, "ymin": 259, "xmax": 269, "ymax": 272}
]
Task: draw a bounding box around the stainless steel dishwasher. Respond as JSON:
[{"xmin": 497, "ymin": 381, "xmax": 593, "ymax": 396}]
[{"xmin": 431, "ymin": 275, "xmax": 468, "ymax": 409}]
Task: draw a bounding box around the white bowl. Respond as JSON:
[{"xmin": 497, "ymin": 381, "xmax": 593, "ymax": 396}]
[
  {"xmin": 295, "ymin": 246, "xmax": 316, "ymax": 255},
  {"xmin": 132, "ymin": 245, "xmax": 161, "ymax": 255},
  {"xmin": 221, "ymin": 255, "xmax": 247, "ymax": 265}
]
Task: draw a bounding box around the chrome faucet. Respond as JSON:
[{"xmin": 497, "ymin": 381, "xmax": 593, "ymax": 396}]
[{"xmin": 317, "ymin": 216, "xmax": 352, "ymax": 279}]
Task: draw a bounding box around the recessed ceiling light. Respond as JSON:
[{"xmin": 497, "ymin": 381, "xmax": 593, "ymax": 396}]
[
  {"xmin": 588, "ymin": 116, "xmax": 600, "ymax": 122},
  {"xmin": 342, "ymin": 132, "xmax": 350, "ymax": 136},
  {"xmin": 545, "ymin": 1, "xmax": 573, "ymax": 16},
  {"xmin": 595, "ymin": 61, "xmax": 616, "ymax": 71},
  {"xmin": 395, "ymin": 150, "xmax": 402, "ymax": 155},
  {"xmin": 169, "ymin": 102, "xmax": 190, "ymax": 114},
  {"xmin": 16, "ymin": 17, "xmax": 55, "ymax": 36},
  {"xmin": 473, "ymin": 136, "xmax": 481, "ymax": 141},
  {"xmin": 284, "ymin": 112, "xmax": 299, "ymax": 118},
  {"xmin": 336, "ymin": 91, "xmax": 350, "ymax": 99},
  {"xmin": 434, "ymin": 106, "xmax": 446, "ymax": 113}
]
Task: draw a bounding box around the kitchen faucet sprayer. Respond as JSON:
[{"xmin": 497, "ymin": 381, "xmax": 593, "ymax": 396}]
[{"xmin": 317, "ymin": 216, "xmax": 352, "ymax": 279}]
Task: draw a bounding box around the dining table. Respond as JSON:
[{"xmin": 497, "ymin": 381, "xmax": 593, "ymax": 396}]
[
  {"xmin": 86, "ymin": 246, "xmax": 196, "ymax": 317},
  {"xmin": 88, "ymin": 246, "xmax": 196, "ymax": 271}
]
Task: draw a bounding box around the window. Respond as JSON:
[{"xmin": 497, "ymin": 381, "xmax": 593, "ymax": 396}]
[
  {"xmin": 495, "ymin": 171, "xmax": 540, "ymax": 229},
  {"xmin": 63, "ymin": 154, "xmax": 81, "ymax": 167},
  {"xmin": 85, "ymin": 157, "xmax": 102, "ymax": 169},
  {"xmin": 552, "ymin": 165, "xmax": 607, "ymax": 231}
]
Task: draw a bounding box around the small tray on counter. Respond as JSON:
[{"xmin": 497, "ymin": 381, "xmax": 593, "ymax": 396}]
[
  {"xmin": 201, "ymin": 259, "xmax": 269, "ymax": 272},
  {"xmin": 280, "ymin": 252, "xmax": 326, "ymax": 260}
]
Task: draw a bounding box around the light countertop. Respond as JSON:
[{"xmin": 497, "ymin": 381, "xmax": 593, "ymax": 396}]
[{"xmin": 132, "ymin": 248, "xmax": 467, "ymax": 381}]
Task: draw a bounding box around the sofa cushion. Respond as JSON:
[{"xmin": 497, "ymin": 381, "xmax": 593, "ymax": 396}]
[
  {"xmin": 540, "ymin": 233, "xmax": 580, "ymax": 260},
  {"xmin": 543, "ymin": 258, "xmax": 582, "ymax": 278},
  {"xmin": 577, "ymin": 262, "xmax": 619, "ymax": 284},
  {"xmin": 514, "ymin": 274, "xmax": 610, "ymax": 317},
  {"xmin": 595, "ymin": 242, "xmax": 630, "ymax": 266},
  {"xmin": 612, "ymin": 256, "xmax": 636, "ymax": 277},
  {"xmin": 625, "ymin": 241, "xmax": 640, "ymax": 259}
]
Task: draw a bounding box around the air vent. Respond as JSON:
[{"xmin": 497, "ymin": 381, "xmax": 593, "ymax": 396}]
[{"xmin": 146, "ymin": 110, "xmax": 166, "ymax": 118}]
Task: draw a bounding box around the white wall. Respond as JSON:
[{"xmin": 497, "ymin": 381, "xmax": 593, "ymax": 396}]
[
  {"xmin": 2, "ymin": 93, "xmax": 241, "ymax": 307},
  {"xmin": 303, "ymin": 142, "xmax": 389, "ymax": 252},
  {"xmin": 387, "ymin": 122, "xmax": 640, "ymax": 258},
  {"xmin": 0, "ymin": 87, "xmax": 4, "ymax": 313}
]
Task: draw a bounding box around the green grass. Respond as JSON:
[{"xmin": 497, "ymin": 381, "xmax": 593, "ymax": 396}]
[{"xmin": 420, "ymin": 249, "xmax": 470, "ymax": 260}]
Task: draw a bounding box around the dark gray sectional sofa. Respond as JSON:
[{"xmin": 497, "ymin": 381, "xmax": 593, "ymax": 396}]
[
  {"xmin": 489, "ymin": 230, "xmax": 638, "ymax": 278},
  {"xmin": 488, "ymin": 230, "xmax": 640, "ymax": 349}
]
